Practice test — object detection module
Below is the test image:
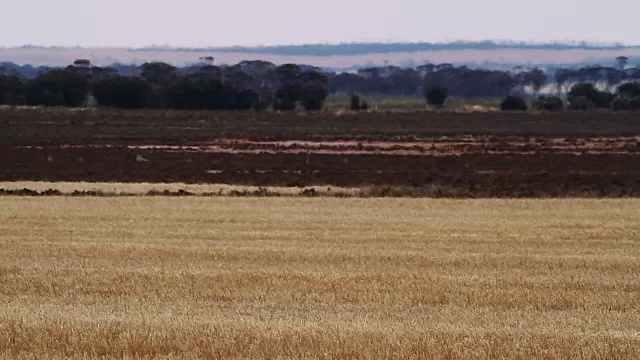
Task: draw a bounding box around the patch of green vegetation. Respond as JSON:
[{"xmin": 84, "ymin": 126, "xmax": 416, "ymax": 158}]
[
  {"xmin": 325, "ymin": 95, "xmax": 425, "ymax": 110},
  {"xmin": 325, "ymin": 94, "xmax": 504, "ymax": 110},
  {"xmin": 445, "ymin": 97, "xmax": 504, "ymax": 110}
]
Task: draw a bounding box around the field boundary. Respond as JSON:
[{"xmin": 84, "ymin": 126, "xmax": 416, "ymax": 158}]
[{"xmin": 2, "ymin": 184, "xmax": 639, "ymax": 198}]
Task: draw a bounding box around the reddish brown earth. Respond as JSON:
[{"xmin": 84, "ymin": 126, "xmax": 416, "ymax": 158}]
[{"xmin": 2, "ymin": 108, "xmax": 640, "ymax": 197}]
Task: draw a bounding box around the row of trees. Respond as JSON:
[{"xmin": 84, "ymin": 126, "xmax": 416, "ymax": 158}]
[
  {"xmin": 500, "ymin": 82, "xmax": 640, "ymax": 111},
  {"xmin": 3, "ymin": 58, "xmax": 640, "ymax": 97},
  {"xmin": 0, "ymin": 60, "xmax": 330, "ymax": 110},
  {"xmin": 1, "ymin": 58, "xmax": 640, "ymax": 110},
  {"xmin": 332, "ymin": 62, "xmax": 640, "ymax": 98}
]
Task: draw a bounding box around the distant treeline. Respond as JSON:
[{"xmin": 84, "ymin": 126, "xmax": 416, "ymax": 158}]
[
  {"xmin": 0, "ymin": 61, "xmax": 330, "ymax": 110},
  {"xmin": 1, "ymin": 58, "xmax": 640, "ymax": 110},
  {"xmin": 138, "ymin": 41, "xmax": 637, "ymax": 56}
]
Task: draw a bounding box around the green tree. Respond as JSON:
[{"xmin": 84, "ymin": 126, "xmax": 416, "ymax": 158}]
[
  {"xmin": 140, "ymin": 62, "xmax": 177, "ymax": 108},
  {"xmin": 350, "ymin": 94, "xmax": 361, "ymax": 111},
  {"xmin": 92, "ymin": 75, "xmax": 150, "ymax": 109},
  {"xmin": 532, "ymin": 96, "xmax": 563, "ymax": 111},
  {"xmin": 300, "ymin": 70, "xmax": 328, "ymax": 85},
  {"xmin": 274, "ymin": 84, "xmax": 301, "ymax": 111},
  {"xmin": 617, "ymin": 82, "xmax": 640, "ymax": 97},
  {"xmin": 232, "ymin": 89, "xmax": 260, "ymax": 110},
  {"xmin": 616, "ymin": 56, "xmax": 629, "ymax": 71},
  {"xmin": 568, "ymin": 83, "xmax": 614, "ymax": 108},
  {"xmin": 273, "ymin": 64, "xmax": 301, "ymax": 86},
  {"xmin": 500, "ymin": 96, "xmax": 528, "ymax": 111},
  {"xmin": 140, "ymin": 62, "xmax": 177, "ymax": 84},
  {"xmin": 568, "ymin": 96, "xmax": 594, "ymax": 111},
  {"xmin": 424, "ymin": 85, "xmax": 448, "ymax": 107},
  {"xmin": 0, "ymin": 75, "xmax": 25, "ymax": 105},
  {"xmin": 167, "ymin": 76, "xmax": 225, "ymax": 110},
  {"xmin": 611, "ymin": 96, "xmax": 640, "ymax": 111},
  {"xmin": 612, "ymin": 82, "xmax": 640, "ymax": 111},
  {"xmin": 527, "ymin": 68, "xmax": 547, "ymax": 95},
  {"xmin": 26, "ymin": 68, "xmax": 89, "ymax": 107},
  {"xmin": 300, "ymin": 84, "xmax": 329, "ymax": 111}
]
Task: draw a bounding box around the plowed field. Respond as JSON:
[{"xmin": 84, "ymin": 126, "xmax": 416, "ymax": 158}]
[{"xmin": 2, "ymin": 108, "xmax": 640, "ymax": 196}]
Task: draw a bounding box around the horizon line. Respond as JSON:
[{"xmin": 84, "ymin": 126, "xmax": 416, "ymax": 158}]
[{"xmin": 4, "ymin": 39, "xmax": 640, "ymax": 51}]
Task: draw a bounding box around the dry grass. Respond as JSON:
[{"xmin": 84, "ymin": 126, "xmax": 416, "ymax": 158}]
[
  {"xmin": 1, "ymin": 197, "xmax": 639, "ymax": 359},
  {"xmin": 0, "ymin": 181, "xmax": 359, "ymax": 197}
]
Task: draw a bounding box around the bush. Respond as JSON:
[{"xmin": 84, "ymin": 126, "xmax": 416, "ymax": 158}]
[
  {"xmin": 611, "ymin": 97, "xmax": 623, "ymax": 111},
  {"xmin": 92, "ymin": 75, "xmax": 150, "ymax": 109},
  {"xmin": 232, "ymin": 89, "xmax": 259, "ymax": 110},
  {"xmin": 424, "ymin": 85, "xmax": 448, "ymax": 107},
  {"xmin": 166, "ymin": 77, "xmax": 225, "ymax": 110},
  {"xmin": 274, "ymin": 84, "xmax": 301, "ymax": 111},
  {"xmin": 568, "ymin": 96, "xmax": 595, "ymax": 111},
  {"xmin": 612, "ymin": 96, "xmax": 640, "ymax": 111},
  {"xmin": 350, "ymin": 94, "xmax": 361, "ymax": 111},
  {"xmin": 26, "ymin": 69, "xmax": 89, "ymax": 107},
  {"xmin": 617, "ymin": 82, "xmax": 640, "ymax": 98},
  {"xmin": 500, "ymin": 96, "xmax": 528, "ymax": 111},
  {"xmin": 0, "ymin": 75, "xmax": 25, "ymax": 105},
  {"xmin": 164, "ymin": 76, "xmax": 257, "ymax": 110},
  {"xmin": 568, "ymin": 83, "xmax": 614, "ymax": 108},
  {"xmin": 532, "ymin": 96, "xmax": 563, "ymax": 111},
  {"xmin": 273, "ymin": 98, "xmax": 297, "ymax": 111},
  {"xmin": 252, "ymin": 99, "xmax": 269, "ymax": 111},
  {"xmin": 629, "ymin": 97, "xmax": 640, "ymax": 110},
  {"xmin": 300, "ymin": 84, "xmax": 328, "ymax": 111}
]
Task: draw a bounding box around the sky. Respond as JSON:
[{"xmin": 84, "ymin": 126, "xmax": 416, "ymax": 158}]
[{"xmin": 2, "ymin": 0, "xmax": 639, "ymax": 48}]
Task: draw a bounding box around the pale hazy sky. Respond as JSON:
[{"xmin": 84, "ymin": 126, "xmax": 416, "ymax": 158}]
[{"xmin": 2, "ymin": 0, "xmax": 639, "ymax": 48}]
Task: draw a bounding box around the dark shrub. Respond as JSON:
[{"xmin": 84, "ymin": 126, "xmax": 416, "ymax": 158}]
[
  {"xmin": 533, "ymin": 96, "xmax": 563, "ymax": 111},
  {"xmin": 232, "ymin": 89, "xmax": 259, "ymax": 110},
  {"xmin": 26, "ymin": 68, "xmax": 89, "ymax": 107},
  {"xmin": 0, "ymin": 75, "xmax": 25, "ymax": 105},
  {"xmin": 568, "ymin": 96, "xmax": 595, "ymax": 111},
  {"xmin": 252, "ymin": 99, "xmax": 269, "ymax": 111},
  {"xmin": 274, "ymin": 84, "xmax": 301, "ymax": 111},
  {"xmin": 166, "ymin": 76, "xmax": 225, "ymax": 110},
  {"xmin": 424, "ymin": 85, "xmax": 448, "ymax": 107},
  {"xmin": 611, "ymin": 97, "xmax": 623, "ymax": 111},
  {"xmin": 612, "ymin": 96, "xmax": 640, "ymax": 111},
  {"xmin": 500, "ymin": 96, "xmax": 528, "ymax": 111},
  {"xmin": 92, "ymin": 75, "xmax": 150, "ymax": 109},
  {"xmin": 350, "ymin": 94, "xmax": 361, "ymax": 111},
  {"xmin": 617, "ymin": 82, "xmax": 640, "ymax": 98},
  {"xmin": 629, "ymin": 96, "xmax": 640, "ymax": 110},
  {"xmin": 300, "ymin": 84, "xmax": 328, "ymax": 111},
  {"xmin": 273, "ymin": 98, "xmax": 297, "ymax": 111},
  {"xmin": 568, "ymin": 83, "xmax": 614, "ymax": 108},
  {"xmin": 164, "ymin": 76, "xmax": 257, "ymax": 110}
]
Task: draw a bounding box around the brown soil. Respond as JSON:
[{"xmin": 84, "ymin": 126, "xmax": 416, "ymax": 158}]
[{"xmin": 2, "ymin": 108, "xmax": 640, "ymax": 197}]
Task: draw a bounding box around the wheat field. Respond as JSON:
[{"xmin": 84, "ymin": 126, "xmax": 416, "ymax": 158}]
[{"xmin": 1, "ymin": 197, "xmax": 639, "ymax": 359}]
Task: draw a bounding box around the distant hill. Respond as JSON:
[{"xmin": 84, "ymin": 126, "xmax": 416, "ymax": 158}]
[
  {"xmin": 155, "ymin": 41, "xmax": 638, "ymax": 56},
  {"xmin": 2, "ymin": 41, "xmax": 640, "ymax": 70}
]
